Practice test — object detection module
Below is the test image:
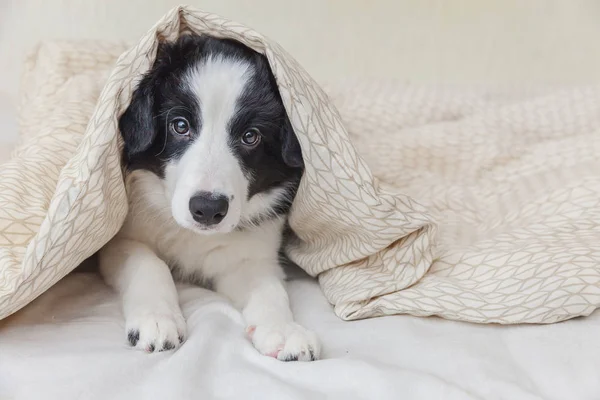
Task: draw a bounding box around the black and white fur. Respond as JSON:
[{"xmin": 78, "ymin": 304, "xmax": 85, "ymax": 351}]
[{"xmin": 99, "ymin": 35, "xmax": 320, "ymax": 361}]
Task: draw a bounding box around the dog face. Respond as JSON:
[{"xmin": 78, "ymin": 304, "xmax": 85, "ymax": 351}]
[{"xmin": 119, "ymin": 35, "xmax": 304, "ymax": 234}]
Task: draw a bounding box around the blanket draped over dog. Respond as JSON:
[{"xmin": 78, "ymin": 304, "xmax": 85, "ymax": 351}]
[{"xmin": 1, "ymin": 6, "xmax": 599, "ymax": 324}]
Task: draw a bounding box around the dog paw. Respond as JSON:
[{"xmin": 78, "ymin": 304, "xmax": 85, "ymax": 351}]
[
  {"xmin": 246, "ymin": 322, "xmax": 320, "ymax": 361},
  {"xmin": 126, "ymin": 309, "xmax": 187, "ymax": 353}
]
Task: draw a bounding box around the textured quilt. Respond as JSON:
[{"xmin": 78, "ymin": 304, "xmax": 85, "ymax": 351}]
[{"xmin": 1, "ymin": 6, "xmax": 599, "ymax": 324}]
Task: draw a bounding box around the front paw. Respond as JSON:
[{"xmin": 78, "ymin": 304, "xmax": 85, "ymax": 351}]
[
  {"xmin": 126, "ymin": 309, "xmax": 187, "ymax": 353},
  {"xmin": 246, "ymin": 322, "xmax": 321, "ymax": 361}
]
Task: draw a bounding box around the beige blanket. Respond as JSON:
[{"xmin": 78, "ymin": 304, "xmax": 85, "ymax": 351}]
[{"xmin": 1, "ymin": 6, "xmax": 599, "ymax": 324}]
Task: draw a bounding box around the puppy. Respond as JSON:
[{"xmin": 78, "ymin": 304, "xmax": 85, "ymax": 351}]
[{"xmin": 99, "ymin": 34, "xmax": 320, "ymax": 361}]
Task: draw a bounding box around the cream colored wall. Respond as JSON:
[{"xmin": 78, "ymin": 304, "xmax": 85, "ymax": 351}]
[{"xmin": 2, "ymin": 1, "xmax": 600, "ymax": 114}]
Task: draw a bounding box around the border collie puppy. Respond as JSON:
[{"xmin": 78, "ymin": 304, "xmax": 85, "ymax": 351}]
[{"xmin": 99, "ymin": 34, "xmax": 320, "ymax": 361}]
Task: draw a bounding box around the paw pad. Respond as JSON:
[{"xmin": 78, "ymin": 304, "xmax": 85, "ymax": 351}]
[
  {"xmin": 248, "ymin": 323, "xmax": 320, "ymax": 362},
  {"xmin": 245, "ymin": 325, "xmax": 257, "ymax": 339},
  {"xmin": 127, "ymin": 330, "xmax": 140, "ymax": 346},
  {"xmin": 125, "ymin": 310, "xmax": 187, "ymax": 353},
  {"xmin": 162, "ymin": 340, "xmax": 175, "ymax": 351}
]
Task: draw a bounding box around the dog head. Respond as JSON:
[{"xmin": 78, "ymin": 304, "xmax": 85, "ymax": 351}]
[{"xmin": 120, "ymin": 35, "xmax": 304, "ymax": 234}]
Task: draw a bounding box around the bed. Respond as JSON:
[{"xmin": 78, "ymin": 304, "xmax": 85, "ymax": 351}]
[
  {"xmin": 1, "ymin": 267, "xmax": 599, "ymax": 399},
  {"xmin": 1, "ymin": 5, "xmax": 600, "ymax": 400},
  {"xmin": 1, "ymin": 92, "xmax": 597, "ymax": 398},
  {"xmin": 0, "ymin": 89, "xmax": 597, "ymax": 397},
  {"xmin": 0, "ymin": 74, "xmax": 599, "ymax": 400}
]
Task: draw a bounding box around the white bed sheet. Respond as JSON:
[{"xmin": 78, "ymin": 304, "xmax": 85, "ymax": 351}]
[
  {"xmin": 0, "ymin": 271, "xmax": 599, "ymax": 400},
  {"xmin": 0, "ymin": 102, "xmax": 599, "ymax": 400}
]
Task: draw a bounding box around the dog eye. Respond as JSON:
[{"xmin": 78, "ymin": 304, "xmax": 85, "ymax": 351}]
[
  {"xmin": 241, "ymin": 128, "xmax": 261, "ymax": 147},
  {"xmin": 169, "ymin": 118, "xmax": 190, "ymax": 136}
]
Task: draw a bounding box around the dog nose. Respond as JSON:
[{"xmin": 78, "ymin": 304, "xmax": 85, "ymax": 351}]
[{"xmin": 189, "ymin": 192, "xmax": 229, "ymax": 226}]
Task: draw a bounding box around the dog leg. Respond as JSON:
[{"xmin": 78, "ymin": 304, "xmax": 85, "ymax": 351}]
[
  {"xmin": 215, "ymin": 266, "xmax": 321, "ymax": 361},
  {"xmin": 99, "ymin": 238, "xmax": 186, "ymax": 352}
]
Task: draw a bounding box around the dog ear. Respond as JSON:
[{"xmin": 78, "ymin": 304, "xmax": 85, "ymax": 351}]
[
  {"xmin": 281, "ymin": 117, "xmax": 304, "ymax": 168},
  {"xmin": 119, "ymin": 75, "xmax": 156, "ymax": 157}
]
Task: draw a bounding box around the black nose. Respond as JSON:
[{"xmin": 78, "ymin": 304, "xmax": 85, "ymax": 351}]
[{"xmin": 189, "ymin": 192, "xmax": 229, "ymax": 226}]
